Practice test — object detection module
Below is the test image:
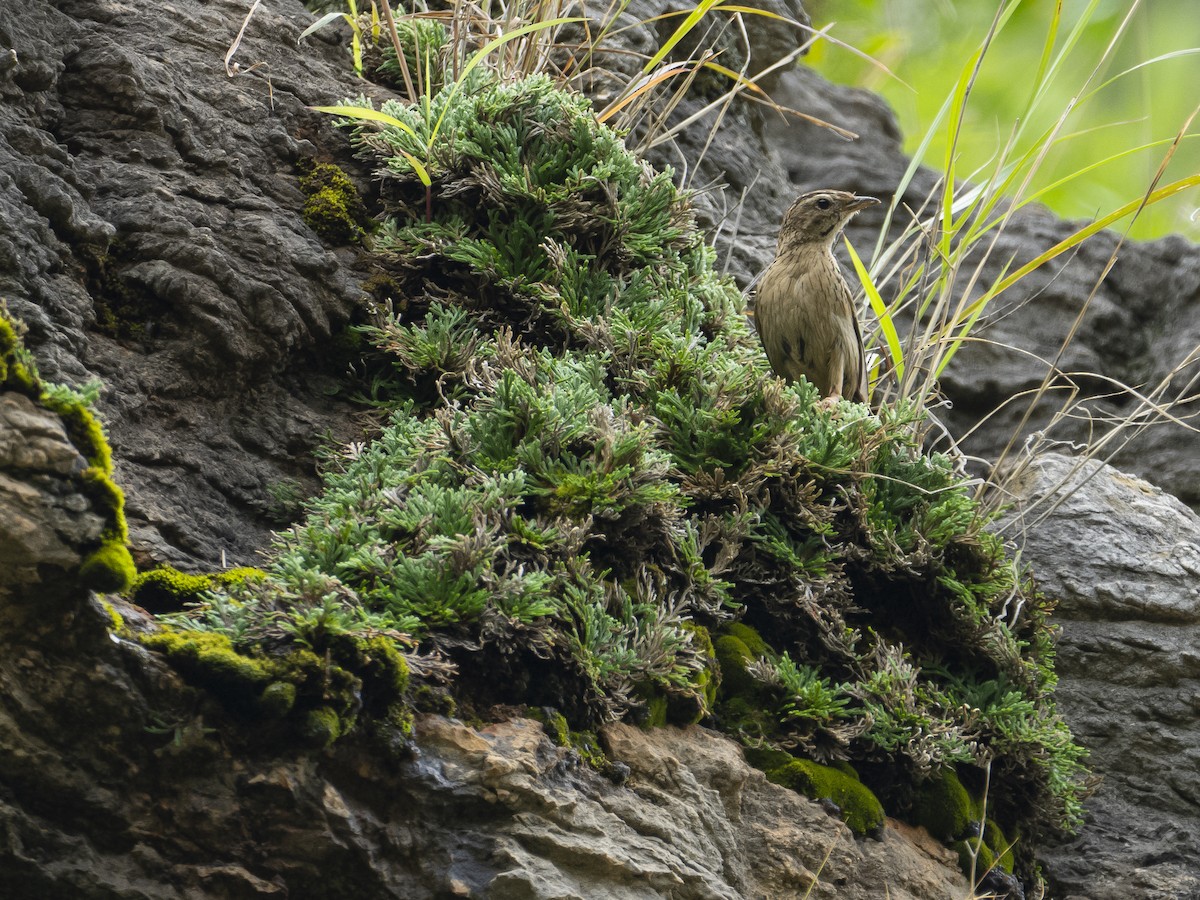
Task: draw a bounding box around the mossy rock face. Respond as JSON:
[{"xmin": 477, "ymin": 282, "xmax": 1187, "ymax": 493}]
[
  {"xmin": 140, "ymin": 627, "xmax": 412, "ymax": 747},
  {"xmin": 911, "ymin": 768, "xmax": 981, "ymax": 841},
  {"xmin": 2, "ymin": 308, "xmax": 132, "ymax": 593},
  {"xmin": 765, "ymin": 757, "xmax": 884, "ymax": 836}
]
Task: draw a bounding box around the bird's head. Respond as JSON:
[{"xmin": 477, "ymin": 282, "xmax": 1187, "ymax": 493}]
[{"xmin": 777, "ymin": 190, "xmax": 880, "ymax": 252}]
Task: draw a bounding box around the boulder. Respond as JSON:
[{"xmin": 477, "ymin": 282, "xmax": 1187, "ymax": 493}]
[{"xmin": 1001, "ymin": 452, "xmax": 1200, "ymax": 899}]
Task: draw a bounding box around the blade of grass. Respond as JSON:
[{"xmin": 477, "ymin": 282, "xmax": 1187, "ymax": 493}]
[{"xmin": 847, "ymin": 238, "xmax": 903, "ymax": 382}]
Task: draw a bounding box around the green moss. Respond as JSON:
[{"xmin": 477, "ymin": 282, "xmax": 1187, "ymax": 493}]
[
  {"xmin": 713, "ymin": 635, "xmax": 760, "ymax": 697},
  {"xmin": 568, "ymin": 728, "xmax": 610, "ymax": 771},
  {"xmin": 299, "ymin": 162, "xmax": 367, "ymax": 244},
  {"xmin": 682, "ymin": 622, "xmax": 720, "ymax": 712},
  {"xmin": 0, "ymin": 314, "xmax": 38, "ymax": 395},
  {"xmin": 142, "ymin": 630, "xmax": 276, "ymax": 694},
  {"xmin": 129, "ymin": 565, "xmax": 265, "ymax": 613},
  {"xmin": 3, "ymin": 310, "xmax": 133, "ymax": 591},
  {"xmin": 723, "ymin": 623, "xmax": 770, "ymax": 659},
  {"xmin": 641, "ymin": 691, "xmax": 668, "ymax": 728},
  {"xmin": 330, "ymin": 633, "xmax": 410, "ymax": 699},
  {"xmin": 412, "ymin": 683, "xmax": 456, "ymax": 716},
  {"xmin": 637, "ymin": 624, "xmax": 718, "ymax": 727},
  {"xmin": 984, "ymin": 819, "xmax": 1015, "ymax": 872},
  {"xmin": 80, "ymin": 467, "xmax": 128, "ymax": 542},
  {"xmin": 100, "ymin": 600, "xmax": 125, "ymax": 633},
  {"xmin": 259, "ymin": 681, "xmax": 297, "ymax": 718},
  {"xmin": 301, "ymin": 706, "xmax": 344, "ymax": 748},
  {"xmin": 530, "ymin": 709, "xmax": 612, "ymax": 773},
  {"xmin": 953, "ymin": 837, "xmax": 996, "ymax": 877},
  {"xmin": 911, "ymin": 768, "xmax": 980, "ymax": 841},
  {"xmin": 534, "ymin": 708, "xmax": 572, "ymax": 745},
  {"xmin": 79, "ymin": 540, "xmax": 136, "ymax": 594},
  {"xmin": 742, "ymin": 743, "xmax": 795, "ymax": 773},
  {"xmin": 42, "ymin": 398, "xmax": 112, "ymax": 474},
  {"xmin": 766, "ymin": 757, "xmax": 885, "ymax": 836}
]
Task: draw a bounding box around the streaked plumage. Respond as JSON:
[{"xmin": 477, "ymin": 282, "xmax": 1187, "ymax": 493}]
[{"xmin": 754, "ymin": 190, "xmax": 879, "ymax": 403}]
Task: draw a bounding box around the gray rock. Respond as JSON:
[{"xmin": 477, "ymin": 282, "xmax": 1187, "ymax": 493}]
[
  {"xmin": 0, "ymin": 0, "xmax": 376, "ymax": 568},
  {"xmin": 1000, "ymin": 452, "xmax": 1200, "ymax": 899},
  {"xmin": 0, "ymin": 391, "xmax": 103, "ymax": 582}
]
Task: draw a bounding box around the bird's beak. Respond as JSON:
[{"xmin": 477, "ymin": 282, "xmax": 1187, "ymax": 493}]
[{"xmin": 846, "ymin": 196, "xmax": 881, "ymax": 213}]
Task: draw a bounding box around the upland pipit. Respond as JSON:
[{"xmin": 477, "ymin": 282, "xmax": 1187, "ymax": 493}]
[{"xmin": 754, "ymin": 190, "xmax": 880, "ymax": 404}]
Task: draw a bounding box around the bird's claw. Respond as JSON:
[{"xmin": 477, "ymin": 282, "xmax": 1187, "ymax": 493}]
[{"xmin": 818, "ymin": 395, "xmax": 841, "ymax": 412}]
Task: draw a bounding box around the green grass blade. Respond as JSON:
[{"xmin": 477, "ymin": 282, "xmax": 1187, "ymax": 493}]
[
  {"xmin": 644, "ymin": 0, "xmax": 725, "ymax": 74},
  {"xmin": 991, "ymin": 174, "xmax": 1200, "ymax": 300},
  {"xmin": 309, "ymin": 105, "xmax": 419, "ymax": 138},
  {"xmin": 299, "ymin": 11, "xmax": 351, "ymax": 43},
  {"xmin": 309, "ymin": 105, "xmax": 430, "ymax": 185},
  {"xmin": 846, "ymin": 237, "xmax": 903, "ymax": 381}
]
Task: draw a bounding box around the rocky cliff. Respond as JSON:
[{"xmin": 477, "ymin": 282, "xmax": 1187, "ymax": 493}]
[{"xmin": 2, "ymin": 0, "xmax": 1199, "ymax": 897}]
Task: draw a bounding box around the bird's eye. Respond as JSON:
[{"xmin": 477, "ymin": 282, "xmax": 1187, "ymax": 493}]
[{"xmin": 816, "ymin": 197, "xmax": 832, "ymax": 210}]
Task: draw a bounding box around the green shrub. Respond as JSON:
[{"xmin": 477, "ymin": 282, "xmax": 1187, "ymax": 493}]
[{"xmin": 151, "ymin": 73, "xmax": 1086, "ymax": 851}]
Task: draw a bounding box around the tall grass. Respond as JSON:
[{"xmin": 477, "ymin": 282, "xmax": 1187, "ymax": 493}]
[
  {"xmin": 839, "ymin": 0, "xmax": 1200, "ymax": 519},
  {"xmin": 808, "ymin": 0, "xmax": 1200, "ymax": 242}
]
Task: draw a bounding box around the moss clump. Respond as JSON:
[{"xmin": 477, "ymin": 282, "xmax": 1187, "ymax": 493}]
[
  {"xmin": 760, "ymin": 754, "xmax": 885, "ymax": 837},
  {"xmin": 639, "ymin": 622, "xmax": 720, "ymax": 726},
  {"xmin": 140, "ymin": 624, "xmax": 413, "ymax": 749},
  {"xmin": 41, "ymin": 395, "xmax": 112, "ymax": 474},
  {"xmin": 80, "ymin": 540, "xmax": 136, "ymax": 593},
  {"xmin": 954, "ymin": 836, "xmax": 997, "ymax": 876},
  {"xmin": 302, "ymin": 706, "xmax": 344, "ymax": 748},
  {"xmin": 911, "ymin": 768, "xmax": 982, "ymax": 841},
  {"xmin": 0, "ymin": 313, "xmax": 39, "ymax": 395},
  {"xmin": 100, "ymin": 600, "xmax": 125, "ymax": 633},
  {"xmin": 533, "ymin": 708, "xmax": 613, "ymax": 773},
  {"xmin": 128, "ymin": 565, "xmax": 265, "ymax": 613},
  {"xmin": 984, "ymin": 819, "xmax": 1015, "ymax": 873},
  {"xmin": 299, "ymin": 161, "xmax": 368, "ymax": 244},
  {"xmin": 141, "ymin": 630, "xmax": 277, "ymax": 700},
  {"xmin": 259, "ymin": 680, "xmax": 298, "ymax": 718},
  {"xmin": 723, "ymin": 622, "xmax": 770, "ymax": 659},
  {"xmin": 713, "ymin": 633, "xmax": 763, "ymax": 698}
]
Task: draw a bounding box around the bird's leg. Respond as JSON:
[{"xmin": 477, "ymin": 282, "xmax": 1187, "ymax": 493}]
[{"xmin": 821, "ymin": 363, "xmax": 845, "ymax": 410}]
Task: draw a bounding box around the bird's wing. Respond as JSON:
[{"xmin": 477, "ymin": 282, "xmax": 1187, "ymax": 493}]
[{"xmin": 756, "ymin": 261, "xmax": 825, "ymax": 389}]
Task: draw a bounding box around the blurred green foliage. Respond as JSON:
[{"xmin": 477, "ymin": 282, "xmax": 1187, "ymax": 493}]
[{"xmin": 808, "ymin": 0, "xmax": 1199, "ymax": 241}]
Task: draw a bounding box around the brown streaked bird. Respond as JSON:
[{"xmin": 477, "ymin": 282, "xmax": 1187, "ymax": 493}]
[{"xmin": 754, "ymin": 189, "xmax": 880, "ymax": 404}]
